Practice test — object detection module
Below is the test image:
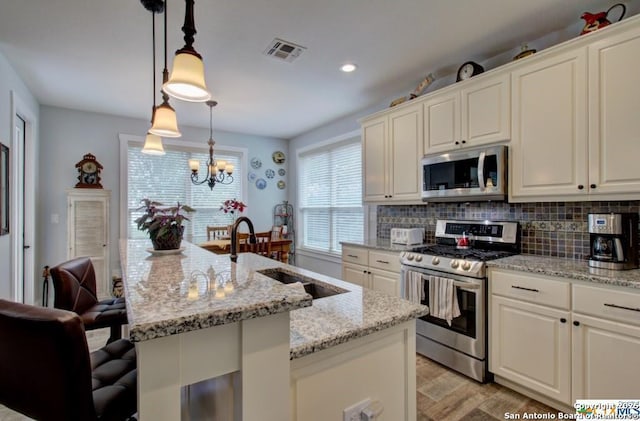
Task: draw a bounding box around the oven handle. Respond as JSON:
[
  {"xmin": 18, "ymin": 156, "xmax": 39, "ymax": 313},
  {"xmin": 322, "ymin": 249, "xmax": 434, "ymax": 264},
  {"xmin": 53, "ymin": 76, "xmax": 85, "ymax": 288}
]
[{"xmin": 419, "ymin": 274, "xmax": 480, "ymax": 291}]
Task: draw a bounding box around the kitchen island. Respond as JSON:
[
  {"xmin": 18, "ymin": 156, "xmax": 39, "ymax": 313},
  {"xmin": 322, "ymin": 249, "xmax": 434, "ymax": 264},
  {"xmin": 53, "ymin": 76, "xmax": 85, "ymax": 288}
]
[{"xmin": 121, "ymin": 239, "xmax": 427, "ymax": 421}]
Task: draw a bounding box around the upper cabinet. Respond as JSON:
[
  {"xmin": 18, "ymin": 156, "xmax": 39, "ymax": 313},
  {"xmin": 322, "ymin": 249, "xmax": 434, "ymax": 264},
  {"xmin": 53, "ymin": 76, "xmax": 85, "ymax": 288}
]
[
  {"xmin": 424, "ymin": 72, "xmax": 511, "ymax": 155},
  {"xmin": 511, "ymin": 21, "xmax": 640, "ymax": 201},
  {"xmin": 362, "ymin": 102, "xmax": 423, "ymax": 202},
  {"xmin": 510, "ymin": 48, "xmax": 588, "ymax": 199},
  {"xmin": 588, "ymin": 25, "xmax": 640, "ymax": 196}
]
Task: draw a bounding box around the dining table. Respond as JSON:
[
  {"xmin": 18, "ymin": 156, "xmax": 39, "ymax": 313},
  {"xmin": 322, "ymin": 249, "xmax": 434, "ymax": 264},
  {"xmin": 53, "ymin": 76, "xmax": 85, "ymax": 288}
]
[{"xmin": 192, "ymin": 235, "xmax": 293, "ymax": 263}]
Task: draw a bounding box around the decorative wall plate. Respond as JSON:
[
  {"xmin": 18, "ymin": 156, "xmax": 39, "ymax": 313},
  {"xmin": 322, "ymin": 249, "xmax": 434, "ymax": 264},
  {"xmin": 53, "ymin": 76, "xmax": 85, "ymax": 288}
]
[
  {"xmin": 250, "ymin": 157, "xmax": 262, "ymax": 169},
  {"xmin": 272, "ymin": 151, "xmax": 286, "ymax": 164},
  {"xmin": 248, "ymin": 172, "xmax": 257, "ymax": 182},
  {"xmin": 255, "ymin": 178, "xmax": 267, "ymax": 190},
  {"xmin": 278, "ymin": 168, "xmax": 286, "ymax": 176},
  {"xmin": 265, "ymin": 169, "xmax": 275, "ymax": 179},
  {"xmin": 277, "ymin": 180, "xmax": 286, "ymax": 190}
]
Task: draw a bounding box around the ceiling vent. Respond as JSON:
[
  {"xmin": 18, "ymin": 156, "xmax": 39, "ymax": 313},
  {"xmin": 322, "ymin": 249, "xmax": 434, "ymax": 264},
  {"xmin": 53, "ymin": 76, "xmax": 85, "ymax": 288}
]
[{"xmin": 263, "ymin": 38, "xmax": 306, "ymax": 63}]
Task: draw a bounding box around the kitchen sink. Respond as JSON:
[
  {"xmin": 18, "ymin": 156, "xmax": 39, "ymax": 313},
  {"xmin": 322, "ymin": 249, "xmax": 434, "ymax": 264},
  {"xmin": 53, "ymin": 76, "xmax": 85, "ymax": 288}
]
[{"xmin": 257, "ymin": 268, "xmax": 348, "ymax": 300}]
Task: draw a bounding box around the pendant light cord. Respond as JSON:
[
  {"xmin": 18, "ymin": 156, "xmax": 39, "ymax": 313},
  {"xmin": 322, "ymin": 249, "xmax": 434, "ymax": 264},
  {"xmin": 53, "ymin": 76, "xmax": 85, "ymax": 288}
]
[
  {"xmin": 152, "ymin": 11, "xmax": 157, "ymax": 112},
  {"xmin": 161, "ymin": 0, "xmax": 170, "ymax": 102}
]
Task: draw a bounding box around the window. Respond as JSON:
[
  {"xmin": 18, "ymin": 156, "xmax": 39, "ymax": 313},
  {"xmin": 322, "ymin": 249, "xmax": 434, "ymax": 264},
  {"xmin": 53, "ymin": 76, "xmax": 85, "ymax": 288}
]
[
  {"xmin": 298, "ymin": 136, "xmax": 363, "ymax": 254},
  {"xmin": 126, "ymin": 140, "xmax": 244, "ymax": 239}
]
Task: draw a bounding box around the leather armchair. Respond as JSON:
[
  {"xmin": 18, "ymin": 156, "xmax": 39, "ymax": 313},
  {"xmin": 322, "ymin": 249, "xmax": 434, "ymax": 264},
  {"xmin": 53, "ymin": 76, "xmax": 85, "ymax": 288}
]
[
  {"xmin": 50, "ymin": 256, "xmax": 127, "ymax": 344},
  {"xmin": 0, "ymin": 299, "xmax": 137, "ymax": 421}
]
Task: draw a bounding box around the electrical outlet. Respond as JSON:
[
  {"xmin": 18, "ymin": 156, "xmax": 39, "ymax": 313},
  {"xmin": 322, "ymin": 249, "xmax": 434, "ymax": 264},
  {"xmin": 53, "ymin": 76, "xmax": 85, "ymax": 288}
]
[{"xmin": 343, "ymin": 398, "xmax": 371, "ymax": 421}]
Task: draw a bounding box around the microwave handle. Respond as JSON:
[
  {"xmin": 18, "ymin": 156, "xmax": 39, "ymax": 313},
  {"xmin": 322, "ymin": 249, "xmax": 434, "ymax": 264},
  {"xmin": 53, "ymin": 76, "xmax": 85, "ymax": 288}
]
[{"xmin": 478, "ymin": 151, "xmax": 486, "ymax": 191}]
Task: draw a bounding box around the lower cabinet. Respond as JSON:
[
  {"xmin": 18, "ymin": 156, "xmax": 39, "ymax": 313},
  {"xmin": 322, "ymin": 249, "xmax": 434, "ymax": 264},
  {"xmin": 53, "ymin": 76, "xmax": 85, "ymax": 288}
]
[
  {"xmin": 489, "ymin": 268, "xmax": 640, "ymax": 408},
  {"xmin": 342, "ymin": 246, "xmax": 401, "ymax": 297}
]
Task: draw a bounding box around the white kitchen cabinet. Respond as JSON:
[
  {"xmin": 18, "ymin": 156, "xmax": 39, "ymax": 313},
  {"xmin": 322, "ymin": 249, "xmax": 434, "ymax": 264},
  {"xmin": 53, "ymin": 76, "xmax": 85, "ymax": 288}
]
[
  {"xmin": 587, "ymin": 25, "xmax": 640, "ymax": 196},
  {"xmin": 571, "ymin": 284, "xmax": 640, "ymax": 401},
  {"xmin": 67, "ymin": 189, "xmax": 111, "ymax": 298},
  {"xmin": 362, "ymin": 102, "xmax": 423, "ymax": 203},
  {"xmin": 489, "ymin": 270, "xmax": 571, "ymax": 405},
  {"xmin": 511, "ymin": 21, "xmax": 640, "ymax": 201},
  {"xmin": 342, "ymin": 246, "xmax": 401, "ymax": 296},
  {"xmin": 490, "ymin": 268, "xmax": 640, "ymax": 409},
  {"xmin": 424, "ymin": 72, "xmax": 510, "ymax": 154},
  {"xmin": 510, "ymin": 48, "xmax": 588, "ymax": 200}
]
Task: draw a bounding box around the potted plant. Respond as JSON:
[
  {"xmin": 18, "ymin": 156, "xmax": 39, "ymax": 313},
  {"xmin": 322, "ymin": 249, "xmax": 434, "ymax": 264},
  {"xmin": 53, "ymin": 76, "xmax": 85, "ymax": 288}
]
[{"xmin": 135, "ymin": 199, "xmax": 195, "ymax": 250}]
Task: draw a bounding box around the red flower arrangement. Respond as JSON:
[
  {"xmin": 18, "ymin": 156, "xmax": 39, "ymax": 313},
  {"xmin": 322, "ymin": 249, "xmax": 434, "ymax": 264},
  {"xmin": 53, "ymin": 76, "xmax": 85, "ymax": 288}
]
[{"xmin": 220, "ymin": 199, "xmax": 247, "ymax": 215}]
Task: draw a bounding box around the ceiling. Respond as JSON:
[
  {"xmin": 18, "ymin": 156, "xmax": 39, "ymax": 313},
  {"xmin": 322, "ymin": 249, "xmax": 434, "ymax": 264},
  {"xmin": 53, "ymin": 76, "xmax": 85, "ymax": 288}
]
[{"xmin": 0, "ymin": 0, "xmax": 612, "ymax": 139}]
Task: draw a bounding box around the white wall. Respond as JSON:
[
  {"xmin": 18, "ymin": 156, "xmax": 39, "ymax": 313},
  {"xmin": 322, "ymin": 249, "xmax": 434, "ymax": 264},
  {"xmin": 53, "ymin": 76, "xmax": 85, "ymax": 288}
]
[
  {"xmin": 0, "ymin": 51, "xmax": 39, "ymax": 301},
  {"xmin": 39, "ymin": 106, "xmax": 288, "ymax": 293}
]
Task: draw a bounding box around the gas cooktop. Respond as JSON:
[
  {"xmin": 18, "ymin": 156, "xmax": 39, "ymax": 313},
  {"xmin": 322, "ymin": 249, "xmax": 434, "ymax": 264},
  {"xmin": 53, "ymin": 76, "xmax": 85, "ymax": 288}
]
[{"xmin": 410, "ymin": 244, "xmax": 518, "ymax": 262}]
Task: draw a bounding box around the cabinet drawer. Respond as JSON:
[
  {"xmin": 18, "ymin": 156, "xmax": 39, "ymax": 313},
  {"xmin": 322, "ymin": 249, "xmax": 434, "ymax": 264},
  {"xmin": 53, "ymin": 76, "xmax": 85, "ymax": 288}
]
[
  {"xmin": 369, "ymin": 250, "xmax": 401, "ymax": 272},
  {"xmin": 342, "ymin": 246, "xmax": 369, "ymax": 265},
  {"xmin": 490, "ymin": 269, "xmax": 570, "ymax": 309},
  {"xmin": 573, "ymin": 284, "xmax": 640, "ymax": 326}
]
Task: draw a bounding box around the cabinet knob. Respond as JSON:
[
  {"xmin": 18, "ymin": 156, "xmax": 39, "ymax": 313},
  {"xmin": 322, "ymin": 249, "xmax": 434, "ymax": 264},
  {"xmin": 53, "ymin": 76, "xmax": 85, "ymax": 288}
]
[
  {"xmin": 573, "ymin": 321, "xmax": 580, "ymax": 326},
  {"xmin": 578, "ymin": 185, "xmax": 584, "ymax": 190},
  {"xmin": 461, "ymin": 140, "xmax": 466, "ymax": 144},
  {"xmin": 455, "ymin": 141, "xmax": 460, "ymax": 145},
  {"xmin": 590, "ymin": 184, "xmax": 596, "ymax": 189},
  {"xmin": 560, "ymin": 318, "xmax": 567, "ymax": 323}
]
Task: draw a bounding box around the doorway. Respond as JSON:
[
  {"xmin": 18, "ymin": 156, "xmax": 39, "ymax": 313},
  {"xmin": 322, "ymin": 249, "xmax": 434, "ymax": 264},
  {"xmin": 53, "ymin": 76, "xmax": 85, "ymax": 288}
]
[{"xmin": 11, "ymin": 92, "xmax": 36, "ymax": 305}]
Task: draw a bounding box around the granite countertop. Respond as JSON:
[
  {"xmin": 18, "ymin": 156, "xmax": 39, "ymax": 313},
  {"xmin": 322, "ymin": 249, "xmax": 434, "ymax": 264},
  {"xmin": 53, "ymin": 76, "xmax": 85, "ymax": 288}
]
[
  {"xmin": 487, "ymin": 254, "xmax": 640, "ymax": 290},
  {"xmin": 120, "ymin": 239, "xmax": 312, "ymax": 343},
  {"xmin": 341, "ymin": 238, "xmax": 425, "ymax": 252},
  {"xmin": 121, "ymin": 239, "xmax": 428, "ymax": 359}
]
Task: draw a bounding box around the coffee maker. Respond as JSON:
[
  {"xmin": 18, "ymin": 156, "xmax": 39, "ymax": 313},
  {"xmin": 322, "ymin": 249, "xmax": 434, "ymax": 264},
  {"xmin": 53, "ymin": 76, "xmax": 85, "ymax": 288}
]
[{"xmin": 588, "ymin": 213, "xmax": 638, "ymax": 270}]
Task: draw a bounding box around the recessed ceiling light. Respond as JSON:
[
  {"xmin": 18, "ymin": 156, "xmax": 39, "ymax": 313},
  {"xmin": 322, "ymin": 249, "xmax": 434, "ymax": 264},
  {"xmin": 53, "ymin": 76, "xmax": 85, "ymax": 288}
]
[{"xmin": 340, "ymin": 63, "xmax": 357, "ymax": 73}]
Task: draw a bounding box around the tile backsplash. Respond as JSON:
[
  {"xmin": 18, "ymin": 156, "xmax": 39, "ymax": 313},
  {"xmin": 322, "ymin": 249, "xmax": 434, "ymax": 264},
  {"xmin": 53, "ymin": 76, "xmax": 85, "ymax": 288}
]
[{"xmin": 377, "ymin": 201, "xmax": 640, "ymax": 261}]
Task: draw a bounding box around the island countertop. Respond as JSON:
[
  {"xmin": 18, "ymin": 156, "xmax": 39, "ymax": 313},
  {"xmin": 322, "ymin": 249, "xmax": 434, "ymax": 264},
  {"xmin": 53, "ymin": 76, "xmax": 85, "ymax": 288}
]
[
  {"xmin": 120, "ymin": 239, "xmax": 312, "ymax": 342},
  {"xmin": 121, "ymin": 239, "xmax": 428, "ymax": 359}
]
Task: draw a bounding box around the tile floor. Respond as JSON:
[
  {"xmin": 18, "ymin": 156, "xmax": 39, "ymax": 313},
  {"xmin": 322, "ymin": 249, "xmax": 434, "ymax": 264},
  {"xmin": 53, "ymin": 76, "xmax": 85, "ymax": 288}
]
[{"xmin": 1, "ymin": 330, "xmax": 561, "ymax": 421}]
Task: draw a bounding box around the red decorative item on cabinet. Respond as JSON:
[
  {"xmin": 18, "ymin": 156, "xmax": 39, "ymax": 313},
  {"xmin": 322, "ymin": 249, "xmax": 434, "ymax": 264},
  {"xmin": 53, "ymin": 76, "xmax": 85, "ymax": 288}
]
[{"xmin": 580, "ymin": 3, "xmax": 625, "ymax": 35}]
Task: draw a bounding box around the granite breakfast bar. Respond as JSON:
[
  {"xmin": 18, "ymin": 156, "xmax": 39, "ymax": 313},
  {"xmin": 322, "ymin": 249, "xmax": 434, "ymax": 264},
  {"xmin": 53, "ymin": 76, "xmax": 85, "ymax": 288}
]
[{"xmin": 121, "ymin": 239, "xmax": 427, "ymax": 421}]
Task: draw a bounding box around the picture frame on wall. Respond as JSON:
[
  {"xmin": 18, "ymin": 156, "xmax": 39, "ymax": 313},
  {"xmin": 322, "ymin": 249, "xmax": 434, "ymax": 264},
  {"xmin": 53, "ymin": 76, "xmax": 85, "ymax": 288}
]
[{"xmin": 0, "ymin": 142, "xmax": 8, "ymax": 235}]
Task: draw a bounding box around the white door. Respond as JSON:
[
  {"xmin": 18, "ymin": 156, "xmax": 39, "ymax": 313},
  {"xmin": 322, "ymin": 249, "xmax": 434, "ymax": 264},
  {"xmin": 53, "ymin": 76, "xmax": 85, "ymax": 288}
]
[{"xmin": 11, "ymin": 93, "xmax": 36, "ymax": 305}]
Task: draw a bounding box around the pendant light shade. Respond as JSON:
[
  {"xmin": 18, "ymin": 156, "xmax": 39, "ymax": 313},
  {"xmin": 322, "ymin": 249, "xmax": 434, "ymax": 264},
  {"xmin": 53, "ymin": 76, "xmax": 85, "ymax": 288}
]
[
  {"xmin": 163, "ymin": 52, "xmax": 210, "ymax": 102},
  {"xmin": 149, "ymin": 102, "xmax": 181, "ymax": 137},
  {"xmin": 163, "ymin": 0, "xmax": 211, "ymax": 102},
  {"xmin": 141, "ymin": 133, "xmax": 166, "ymax": 155}
]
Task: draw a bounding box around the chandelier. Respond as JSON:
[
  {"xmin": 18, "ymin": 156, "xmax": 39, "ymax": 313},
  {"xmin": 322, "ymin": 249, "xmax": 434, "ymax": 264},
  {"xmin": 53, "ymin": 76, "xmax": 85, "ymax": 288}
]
[{"xmin": 188, "ymin": 100, "xmax": 234, "ymax": 190}]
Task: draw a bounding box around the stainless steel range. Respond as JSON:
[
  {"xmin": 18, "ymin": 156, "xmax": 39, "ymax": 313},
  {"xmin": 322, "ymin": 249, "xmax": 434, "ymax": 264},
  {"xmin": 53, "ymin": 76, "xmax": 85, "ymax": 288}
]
[{"xmin": 400, "ymin": 219, "xmax": 520, "ymax": 382}]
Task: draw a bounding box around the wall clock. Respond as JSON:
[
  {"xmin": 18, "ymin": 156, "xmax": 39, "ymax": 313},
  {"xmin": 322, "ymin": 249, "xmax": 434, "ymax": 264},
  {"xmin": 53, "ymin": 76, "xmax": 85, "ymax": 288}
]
[{"xmin": 75, "ymin": 153, "xmax": 103, "ymax": 188}]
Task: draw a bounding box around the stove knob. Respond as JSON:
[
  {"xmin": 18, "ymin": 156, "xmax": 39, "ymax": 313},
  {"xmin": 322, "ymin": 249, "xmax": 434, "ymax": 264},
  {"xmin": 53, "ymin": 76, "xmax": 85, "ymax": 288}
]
[
  {"xmin": 450, "ymin": 260, "xmax": 459, "ymax": 269},
  {"xmin": 432, "ymin": 257, "xmax": 440, "ymax": 265},
  {"xmin": 415, "ymin": 255, "xmax": 423, "ymax": 262},
  {"xmin": 406, "ymin": 254, "xmax": 414, "ymax": 261},
  {"xmin": 461, "ymin": 261, "xmax": 471, "ymax": 271}
]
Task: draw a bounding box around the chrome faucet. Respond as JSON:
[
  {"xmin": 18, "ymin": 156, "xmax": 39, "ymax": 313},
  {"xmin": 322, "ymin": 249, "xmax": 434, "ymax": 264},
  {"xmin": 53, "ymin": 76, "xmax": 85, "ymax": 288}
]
[{"xmin": 230, "ymin": 216, "xmax": 257, "ymax": 262}]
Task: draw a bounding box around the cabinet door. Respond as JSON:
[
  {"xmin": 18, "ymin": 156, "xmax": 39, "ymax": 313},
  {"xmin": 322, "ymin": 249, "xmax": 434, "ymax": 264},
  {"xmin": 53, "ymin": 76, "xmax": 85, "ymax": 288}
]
[
  {"xmin": 423, "ymin": 89, "xmax": 460, "ymax": 154},
  {"xmin": 588, "ymin": 25, "xmax": 640, "ymax": 196},
  {"xmin": 342, "ymin": 262, "xmax": 369, "ymax": 289},
  {"xmin": 510, "ymin": 48, "xmax": 588, "ymax": 200},
  {"xmin": 68, "ymin": 192, "xmax": 110, "ymax": 298},
  {"xmin": 362, "ymin": 116, "xmax": 388, "ymax": 201},
  {"xmin": 461, "ymin": 73, "xmax": 510, "ymax": 146},
  {"xmin": 388, "ymin": 103, "xmax": 423, "ymax": 201},
  {"xmin": 572, "ymin": 313, "xmax": 640, "ymax": 401},
  {"xmin": 369, "ymin": 268, "xmax": 399, "ymax": 297},
  {"xmin": 490, "ymin": 295, "xmax": 571, "ymax": 404}
]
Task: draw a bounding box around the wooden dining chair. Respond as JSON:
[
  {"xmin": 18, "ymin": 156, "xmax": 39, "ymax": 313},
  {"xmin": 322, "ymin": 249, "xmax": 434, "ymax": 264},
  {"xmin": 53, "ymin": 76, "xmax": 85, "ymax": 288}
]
[
  {"xmin": 240, "ymin": 231, "xmax": 272, "ymax": 257},
  {"xmin": 207, "ymin": 225, "xmax": 229, "ymax": 240}
]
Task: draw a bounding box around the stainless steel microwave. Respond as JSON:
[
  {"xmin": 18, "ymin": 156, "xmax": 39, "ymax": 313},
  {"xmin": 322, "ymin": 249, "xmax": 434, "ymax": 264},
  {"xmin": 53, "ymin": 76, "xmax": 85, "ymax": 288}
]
[{"xmin": 421, "ymin": 145, "xmax": 507, "ymax": 202}]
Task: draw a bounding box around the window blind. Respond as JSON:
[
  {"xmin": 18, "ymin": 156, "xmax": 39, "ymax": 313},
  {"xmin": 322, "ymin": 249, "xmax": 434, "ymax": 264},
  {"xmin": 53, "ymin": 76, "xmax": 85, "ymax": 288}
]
[
  {"xmin": 298, "ymin": 138, "xmax": 363, "ymax": 254},
  {"xmin": 127, "ymin": 143, "xmax": 243, "ymax": 239}
]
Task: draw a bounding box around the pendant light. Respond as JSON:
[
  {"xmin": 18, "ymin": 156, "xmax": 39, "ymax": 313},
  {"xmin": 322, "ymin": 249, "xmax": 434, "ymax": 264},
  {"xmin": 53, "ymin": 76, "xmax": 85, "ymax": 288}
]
[
  {"xmin": 149, "ymin": 0, "xmax": 181, "ymax": 138},
  {"xmin": 142, "ymin": 2, "xmax": 166, "ymax": 155},
  {"xmin": 163, "ymin": 0, "xmax": 211, "ymax": 102}
]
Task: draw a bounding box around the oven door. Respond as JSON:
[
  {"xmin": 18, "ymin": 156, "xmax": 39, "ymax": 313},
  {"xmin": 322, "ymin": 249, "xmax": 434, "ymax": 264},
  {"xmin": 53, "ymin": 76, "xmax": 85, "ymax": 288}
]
[{"xmin": 402, "ymin": 266, "xmax": 485, "ymax": 359}]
